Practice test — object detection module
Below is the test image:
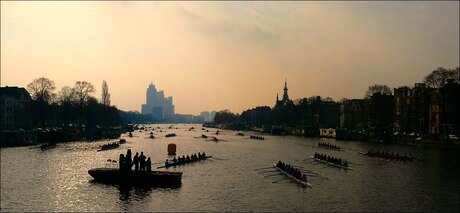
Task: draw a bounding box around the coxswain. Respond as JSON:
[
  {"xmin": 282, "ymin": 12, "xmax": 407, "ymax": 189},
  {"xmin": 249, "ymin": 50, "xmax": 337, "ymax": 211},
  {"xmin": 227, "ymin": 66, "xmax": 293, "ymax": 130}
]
[
  {"xmin": 301, "ymin": 174, "xmax": 307, "ymax": 182},
  {"xmin": 165, "ymin": 159, "xmax": 169, "ymax": 167}
]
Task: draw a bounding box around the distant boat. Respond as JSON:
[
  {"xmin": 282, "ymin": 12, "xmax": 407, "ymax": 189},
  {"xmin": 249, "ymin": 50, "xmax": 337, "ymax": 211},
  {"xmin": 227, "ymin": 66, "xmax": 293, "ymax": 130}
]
[
  {"xmin": 250, "ymin": 135, "xmax": 264, "ymax": 140},
  {"xmin": 40, "ymin": 142, "xmax": 57, "ymax": 150},
  {"xmin": 165, "ymin": 133, "xmax": 177, "ymax": 138},
  {"xmin": 97, "ymin": 142, "xmax": 120, "ymax": 152}
]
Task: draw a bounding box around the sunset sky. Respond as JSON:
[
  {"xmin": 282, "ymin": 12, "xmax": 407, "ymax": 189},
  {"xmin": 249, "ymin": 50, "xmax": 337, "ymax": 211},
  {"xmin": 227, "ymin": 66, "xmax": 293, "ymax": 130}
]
[{"xmin": 1, "ymin": 1, "xmax": 459, "ymax": 114}]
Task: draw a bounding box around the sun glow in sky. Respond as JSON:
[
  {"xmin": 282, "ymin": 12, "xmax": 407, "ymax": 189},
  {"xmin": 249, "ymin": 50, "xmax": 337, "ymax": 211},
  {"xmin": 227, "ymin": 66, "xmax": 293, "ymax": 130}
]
[{"xmin": 1, "ymin": 1, "xmax": 459, "ymax": 114}]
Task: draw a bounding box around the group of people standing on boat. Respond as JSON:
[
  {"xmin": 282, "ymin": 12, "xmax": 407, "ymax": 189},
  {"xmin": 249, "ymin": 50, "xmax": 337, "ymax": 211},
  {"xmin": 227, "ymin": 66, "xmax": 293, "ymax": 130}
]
[
  {"xmin": 318, "ymin": 142, "xmax": 341, "ymax": 150},
  {"xmin": 276, "ymin": 161, "xmax": 308, "ymax": 182},
  {"xmin": 166, "ymin": 152, "xmax": 207, "ymax": 167},
  {"xmin": 119, "ymin": 149, "xmax": 152, "ymax": 172},
  {"xmin": 366, "ymin": 150, "xmax": 414, "ymax": 161},
  {"xmin": 314, "ymin": 152, "xmax": 349, "ymax": 167}
]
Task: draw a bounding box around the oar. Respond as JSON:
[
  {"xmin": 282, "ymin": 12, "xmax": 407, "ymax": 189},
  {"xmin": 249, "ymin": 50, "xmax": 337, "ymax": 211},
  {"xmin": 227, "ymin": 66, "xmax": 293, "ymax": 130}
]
[
  {"xmin": 299, "ymin": 169, "xmax": 321, "ymax": 176},
  {"xmin": 264, "ymin": 173, "xmax": 283, "ymax": 177},
  {"xmin": 291, "ymin": 165, "xmax": 304, "ymax": 168},
  {"xmin": 349, "ymin": 162, "xmax": 362, "ymax": 166},
  {"xmin": 309, "ymin": 175, "xmax": 329, "ymax": 180},
  {"xmin": 211, "ymin": 157, "xmax": 226, "ymax": 160},
  {"xmin": 152, "ymin": 162, "xmax": 164, "ymax": 165},
  {"xmin": 272, "ymin": 178, "xmax": 290, "ymax": 183},
  {"xmin": 254, "ymin": 166, "xmax": 274, "ymax": 170},
  {"xmin": 258, "ymin": 170, "xmax": 277, "ymax": 174},
  {"xmin": 302, "ymin": 171, "xmax": 322, "ymax": 176}
]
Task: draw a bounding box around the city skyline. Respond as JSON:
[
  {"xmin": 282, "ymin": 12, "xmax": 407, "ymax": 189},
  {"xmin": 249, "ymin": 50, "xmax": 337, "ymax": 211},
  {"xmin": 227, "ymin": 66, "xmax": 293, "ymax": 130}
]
[{"xmin": 1, "ymin": 1, "xmax": 459, "ymax": 114}]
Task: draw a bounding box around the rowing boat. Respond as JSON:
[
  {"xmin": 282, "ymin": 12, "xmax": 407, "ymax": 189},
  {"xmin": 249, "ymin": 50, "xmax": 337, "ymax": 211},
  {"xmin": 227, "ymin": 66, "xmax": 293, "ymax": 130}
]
[
  {"xmin": 272, "ymin": 163, "xmax": 312, "ymax": 188},
  {"xmin": 359, "ymin": 152, "xmax": 418, "ymax": 162},
  {"xmin": 157, "ymin": 156, "xmax": 212, "ymax": 169},
  {"xmin": 317, "ymin": 145, "xmax": 343, "ymax": 151},
  {"xmin": 97, "ymin": 143, "xmax": 120, "ymax": 152},
  {"xmin": 311, "ymin": 156, "xmax": 352, "ymax": 170}
]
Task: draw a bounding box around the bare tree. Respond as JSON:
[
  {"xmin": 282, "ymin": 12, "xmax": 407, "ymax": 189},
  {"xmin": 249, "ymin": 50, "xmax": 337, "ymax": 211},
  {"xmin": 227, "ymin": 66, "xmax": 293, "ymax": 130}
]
[
  {"xmin": 339, "ymin": 97, "xmax": 349, "ymax": 103},
  {"xmin": 323, "ymin": 97, "xmax": 334, "ymax": 102},
  {"xmin": 73, "ymin": 81, "xmax": 95, "ymax": 107},
  {"xmin": 307, "ymin": 96, "xmax": 320, "ymax": 103},
  {"xmin": 453, "ymin": 66, "xmax": 460, "ymax": 84},
  {"xmin": 57, "ymin": 86, "xmax": 76, "ymax": 105},
  {"xmin": 27, "ymin": 77, "xmax": 56, "ymax": 104},
  {"xmin": 101, "ymin": 80, "xmax": 111, "ymax": 106},
  {"xmin": 364, "ymin": 84, "xmax": 392, "ymax": 99},
  {"xmin": 423, "ymin": 67, "xmax": 457, "ymax": 88}
]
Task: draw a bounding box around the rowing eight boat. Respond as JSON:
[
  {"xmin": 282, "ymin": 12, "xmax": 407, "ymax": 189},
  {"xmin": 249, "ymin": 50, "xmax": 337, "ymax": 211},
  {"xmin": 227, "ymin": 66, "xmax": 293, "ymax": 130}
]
[
  {"xmin": 311, "ymin": 156, "xmax": 353, "ymax": 170},
  {"xmin": 272, "ymin": 163, "xmax": 312, "ymax": 188},
  {"xmin": 358, "ymin": 152, "xmax": 417, "ymax": 162},
  {"xmin": 157, "ymin": 156, "xmax": 212, "ymax": 169},
  {"xmin": 317, "ymin": 145, "xmax": 343, "ymax": 151}
]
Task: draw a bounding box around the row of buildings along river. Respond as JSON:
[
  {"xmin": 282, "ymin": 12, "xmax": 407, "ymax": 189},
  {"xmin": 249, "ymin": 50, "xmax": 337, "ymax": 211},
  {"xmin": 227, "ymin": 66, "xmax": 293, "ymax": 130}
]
[{"xmin": 216, "ymin": 79, "xmax": 459, "ymax": 144}]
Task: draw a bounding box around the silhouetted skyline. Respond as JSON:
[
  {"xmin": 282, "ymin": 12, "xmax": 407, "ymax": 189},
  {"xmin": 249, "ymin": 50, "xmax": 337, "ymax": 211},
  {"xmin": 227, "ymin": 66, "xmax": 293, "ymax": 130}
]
[{"xmin": 1, "ymin": 1, "xmax": 458, "ymax": 114}]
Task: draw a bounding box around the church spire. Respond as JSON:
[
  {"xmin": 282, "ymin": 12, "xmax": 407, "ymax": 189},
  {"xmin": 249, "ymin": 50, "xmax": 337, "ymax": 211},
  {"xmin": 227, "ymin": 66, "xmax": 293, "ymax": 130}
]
[{"xmin": 283, "ymin": 79, "xmax": 289, "ymax": 101}]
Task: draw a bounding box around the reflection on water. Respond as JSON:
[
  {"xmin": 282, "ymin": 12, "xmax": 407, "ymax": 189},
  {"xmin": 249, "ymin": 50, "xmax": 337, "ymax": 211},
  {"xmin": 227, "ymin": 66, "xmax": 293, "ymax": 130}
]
[
  {"xmin": 117, "ymin": 185, "xmax": 152, "ymax": 202},
  {"xmin": 1, "ymin": 124, "xmax": 459, "ymax": 212}
]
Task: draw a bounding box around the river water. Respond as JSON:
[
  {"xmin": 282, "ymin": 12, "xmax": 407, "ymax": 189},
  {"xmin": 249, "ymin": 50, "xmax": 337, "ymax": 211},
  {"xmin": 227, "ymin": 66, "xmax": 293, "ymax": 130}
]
[{"xmin": 1, "ymin": 124, "xmax": 459, "ymax": 212}]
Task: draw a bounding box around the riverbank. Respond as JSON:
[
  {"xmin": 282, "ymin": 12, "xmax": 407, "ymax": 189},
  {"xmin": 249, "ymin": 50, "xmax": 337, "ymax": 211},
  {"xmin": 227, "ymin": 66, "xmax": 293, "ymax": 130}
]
[
  {"xmin": 210, "ymin": 124, "xmax": 460, "ymax": 149},
  {"xmin": 0, "ymin": 126, "xmax": 127, "ymax": 148}
]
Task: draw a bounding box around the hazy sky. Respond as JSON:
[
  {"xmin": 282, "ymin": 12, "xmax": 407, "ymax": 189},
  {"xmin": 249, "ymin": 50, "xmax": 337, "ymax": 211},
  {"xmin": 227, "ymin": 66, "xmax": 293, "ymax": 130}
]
[{"xmin": 1, "ymin": 1, "xmax": 459, "ymax": 114}]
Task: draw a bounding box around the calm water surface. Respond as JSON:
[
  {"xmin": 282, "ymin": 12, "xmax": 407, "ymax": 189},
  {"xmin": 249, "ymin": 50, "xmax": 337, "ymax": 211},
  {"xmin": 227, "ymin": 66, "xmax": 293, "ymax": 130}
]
[{"xmin": 1, "ymin": 124, "xmax": 459, "ymax": 212}]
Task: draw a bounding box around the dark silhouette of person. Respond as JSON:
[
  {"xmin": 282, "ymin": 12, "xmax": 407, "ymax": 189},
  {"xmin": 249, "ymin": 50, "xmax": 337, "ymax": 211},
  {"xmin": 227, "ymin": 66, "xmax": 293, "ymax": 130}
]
[
  {"xmin": 139, "ymin": 152, "xmax": 146, "ymax": 171},
  {"xmin": 125, "ymin": 149, "xmax": 132, "ymax": 171},
  {"xmin": 172, "ymin": 156, "xmax": 177, "ymax": 165},
  {"xmin": 119, "ymin": 154, "xmax": 125, "ymax": 171},
  {"xmin": 133, "ymin": 152, "xmax": 139, "ymax": 171},
  {"xmin": 146, "ymin": 157, "xmax": 152, "ymax": 172}
]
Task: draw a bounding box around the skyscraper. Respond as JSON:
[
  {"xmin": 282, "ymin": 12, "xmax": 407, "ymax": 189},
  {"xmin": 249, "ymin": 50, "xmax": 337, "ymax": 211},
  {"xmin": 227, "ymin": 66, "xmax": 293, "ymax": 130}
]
[{"xmin": 141, "ymin": 82, "xmax": 175, "ymax": 121}]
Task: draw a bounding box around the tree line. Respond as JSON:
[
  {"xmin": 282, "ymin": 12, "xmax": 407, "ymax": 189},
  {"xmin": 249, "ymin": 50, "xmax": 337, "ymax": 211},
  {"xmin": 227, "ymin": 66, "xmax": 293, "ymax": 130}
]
[{"xmin": 26, "ymin": 78, "xmax": 121, "ymax": 130}]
